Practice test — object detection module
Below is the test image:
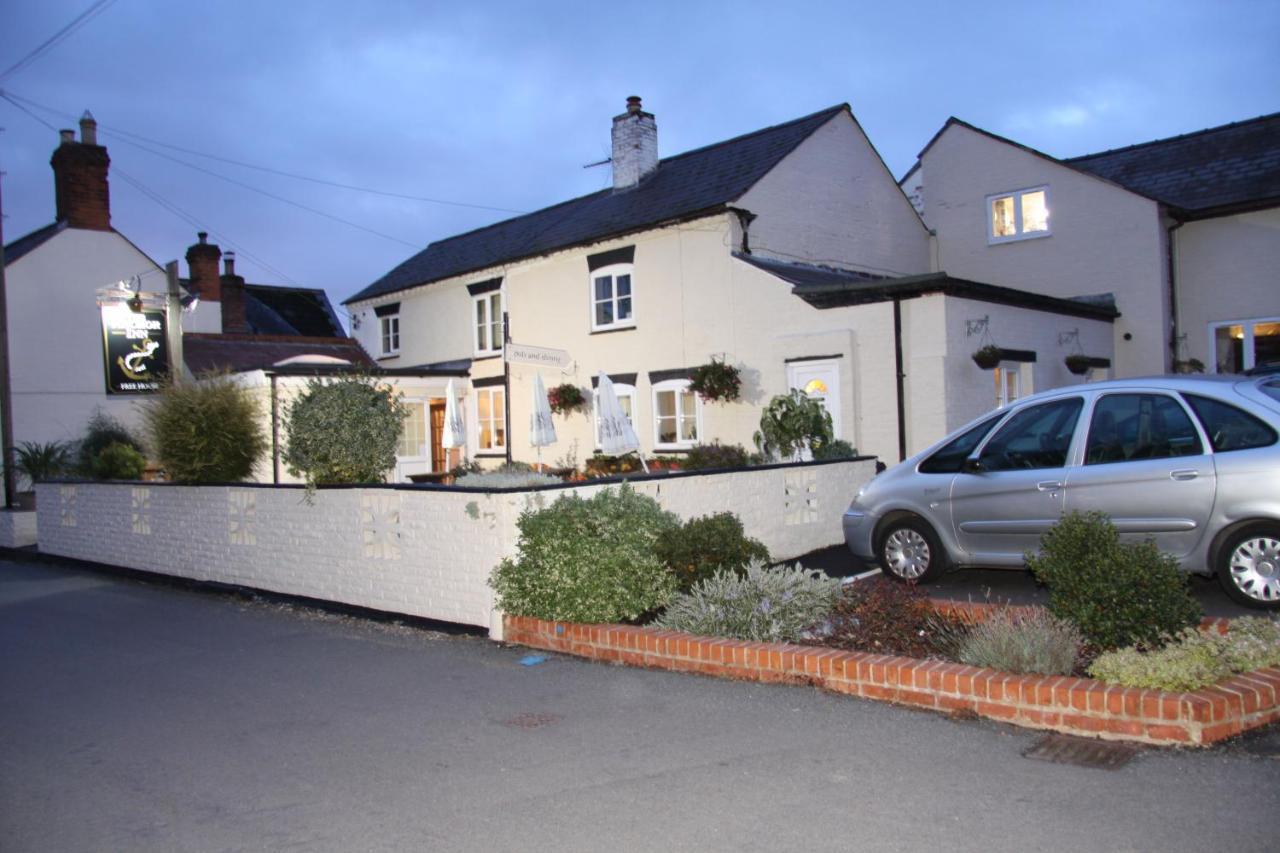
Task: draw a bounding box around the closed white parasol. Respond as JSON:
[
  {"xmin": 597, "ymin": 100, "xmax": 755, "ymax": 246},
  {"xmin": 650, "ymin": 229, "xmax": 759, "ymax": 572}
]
[
  {"xmin": 595, "ymin": 371, "xmax": 648, "ymax": 473},
  {"xmin": 530, "ymin": 373, "xmax": 557, "ymax": 468}
]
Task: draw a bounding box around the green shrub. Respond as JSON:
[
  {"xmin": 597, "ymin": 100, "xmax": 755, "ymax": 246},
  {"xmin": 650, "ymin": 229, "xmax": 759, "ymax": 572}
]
[
  {"xmin": 1089, "ymin": 617, "xmax": 1280, "ymax": 691},
  {"xmin": 821, "ymin": 577, "xmax": 959, "ymax": 658},
  {"xmin": 1025, "ymin": 511, "xmax": 1201, "ymax": 651},
  {"xmin": 11, "ymin": 440, "xmax": 71, "ymax": 489},
  {"xmin": 655, "ymin": 512, "xmax": 770, "ymax": 591},
  {"xmin": 490, "ymin": 484, "xmax": 680, "ymax": 622},
  {"xmin": 655, "ymin": 561, "xmax": 841, "ymax": 643},
  {"xmin": 92, "ymin": 442, "xmax": 146, "ymax": 480},
  {"xmin": 812, "ymin": 439, "xmax": 857, "ymax": 460},
  {"xmin": 682, "ymin": 442, "xmax": 750, "ymax": 471},
  {"xmin": 945, "ymin": 607, "xmax": 1083, "ymax": 675},
  {"xmin": 754, "ymin": 390, "xmax": 833, "ymax": 462},
  {"xmin": 283, "ymin": 376, "xmax": 406, "ymax": 487},
  {"xmin": 75, "ymin": 411, "xmax": 143, "ymax": 476},
  {"xmin": 142, "ymin": 374, "xmax": 267, "ymax": 483}
]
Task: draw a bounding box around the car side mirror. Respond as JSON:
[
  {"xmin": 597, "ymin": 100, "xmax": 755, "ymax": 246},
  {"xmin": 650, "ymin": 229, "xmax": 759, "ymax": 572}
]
[{"xmin": 962, "ymin": 457, "xmax": 985, "ymax": 474}]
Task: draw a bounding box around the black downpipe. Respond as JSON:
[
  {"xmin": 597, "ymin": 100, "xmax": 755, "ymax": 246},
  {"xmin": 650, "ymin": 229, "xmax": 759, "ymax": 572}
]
[
  {"xmin": 270, "ymin": 373, "xmax": 280, "ymax": 484},
  {"xmin": 1166, "ymin": 219, "xmax": 1184, "ymax": 369},
  {"xmin": 503, "ymin": 310, "xmax": 512, "ymax": 466},
  {"xmin": 893, "ymin": 298, "xmax": 907, "ymax": 462}
]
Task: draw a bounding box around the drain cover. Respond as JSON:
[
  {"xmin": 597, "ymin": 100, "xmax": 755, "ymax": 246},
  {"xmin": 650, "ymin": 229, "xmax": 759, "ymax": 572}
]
[
  {"xmin": 1022, "ymin": 733, "xmax": 1138, "ymax": 770},
  {"xmin": 501, "ymin": 712, "xmax": 562, "ymax": 730}
]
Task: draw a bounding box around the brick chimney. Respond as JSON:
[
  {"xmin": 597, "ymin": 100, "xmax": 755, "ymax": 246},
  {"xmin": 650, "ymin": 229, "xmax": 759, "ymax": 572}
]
[
  {"xmin": 219, "ymin": 252, "xmax": 250, "ymax": 334},
  {"xmin": 50, "ymin": 111, "xmax": 111, "ymax": 230},
  {"xmin": 185, "ymin": 232, "xmax": 223, "ymax": 302},
  {"xmin": 611, "ymin": 96, "xmax": 657, "ymax": 190}
]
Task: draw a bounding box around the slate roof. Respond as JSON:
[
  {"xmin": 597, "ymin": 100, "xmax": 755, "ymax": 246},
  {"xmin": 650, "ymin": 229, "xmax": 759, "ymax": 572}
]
[
  {"xmin": 346, "ymin": 105, "xmax": 849, "ymax": 305},
  {"xmin": 1066, "ymin": 112, "xmax": 1280, "ymax": 217},
  {"xmin": 3, "ymin": 221, "xmax": 68, "ymax": 265},
  {"xmin": 183, "ymin": 333, "xmax": 373, "ymax": 374},
  {"xmin": 736, "ymin": 253, "xmax": 1118, "ymax": 321},
  {"xmin": 244, "ymin": 284, "xmax": 345, "ymax": 337}
]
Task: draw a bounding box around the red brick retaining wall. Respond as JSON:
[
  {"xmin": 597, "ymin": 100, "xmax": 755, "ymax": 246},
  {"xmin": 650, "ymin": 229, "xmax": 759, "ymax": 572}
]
[{"xmin": 504, "ymin": 615, "xmax": 1280, "ymax": 747}]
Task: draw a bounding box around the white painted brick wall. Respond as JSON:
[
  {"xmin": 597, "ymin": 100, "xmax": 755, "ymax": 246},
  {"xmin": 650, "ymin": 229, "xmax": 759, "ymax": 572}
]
[
  {"xmin": 36, "ymin": 460, "xmax": 874, "ymax": 638},
  {"xmin": 0, "ymin": 510, "xmax": 37, "ymax": 548}
]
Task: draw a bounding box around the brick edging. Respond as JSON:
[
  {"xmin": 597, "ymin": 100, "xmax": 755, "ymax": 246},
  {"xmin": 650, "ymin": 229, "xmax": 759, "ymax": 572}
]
[{"xmin": 503, "ymin": 615, "xmax": 1280, "ymax": 746}]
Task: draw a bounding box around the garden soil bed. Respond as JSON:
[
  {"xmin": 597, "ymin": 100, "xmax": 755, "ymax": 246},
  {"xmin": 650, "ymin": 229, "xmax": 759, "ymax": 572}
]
[{"xmin": 504, "ymin": 609, "xmax": 1280, "ymax": 747}]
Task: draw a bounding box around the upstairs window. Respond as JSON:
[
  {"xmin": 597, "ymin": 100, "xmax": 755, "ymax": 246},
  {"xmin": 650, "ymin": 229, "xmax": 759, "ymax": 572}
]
[
  {"xmin": 379, "ymin": 314, "xmax": 400, "ymax": 356},
  {"xmin": 591, "ymin": 263, "xmax": 634, "ymax": 331},
  {"xmin": 473, "ymin": 291, "xmax": 503, "ymax": 356},
  {"xmin": 988, "ymin": 186, "xmax": 1050, "ymax": 243}
]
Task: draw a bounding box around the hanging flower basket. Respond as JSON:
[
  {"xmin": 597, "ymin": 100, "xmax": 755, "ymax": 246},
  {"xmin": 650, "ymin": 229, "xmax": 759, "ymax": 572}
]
[
  {"xmin": 971, "ymin": 345, "xmax": 1003, "ymax": 370},
  {"xmin": 546, "ymin": 383, "xmax": 585, "ymax": 415},
  {"xmin": 689, "ymin": 358, "xmax": 742, "ymax": 403},
  {"xmin": 1064, "ymin": 354, "xmax": 1092, "ymax": 375}
]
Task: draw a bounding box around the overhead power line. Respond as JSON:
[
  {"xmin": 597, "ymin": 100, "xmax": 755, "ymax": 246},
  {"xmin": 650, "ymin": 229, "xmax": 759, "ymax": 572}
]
[{"xmin": 0, "ymin": 0, "xmax": 119, "ymax": 82}]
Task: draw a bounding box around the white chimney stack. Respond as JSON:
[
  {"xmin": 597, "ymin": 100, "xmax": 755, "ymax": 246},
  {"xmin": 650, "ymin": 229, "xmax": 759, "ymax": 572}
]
[{"xmin": 611, "ymin": 95, "xmax": 657, "ymax": 190}]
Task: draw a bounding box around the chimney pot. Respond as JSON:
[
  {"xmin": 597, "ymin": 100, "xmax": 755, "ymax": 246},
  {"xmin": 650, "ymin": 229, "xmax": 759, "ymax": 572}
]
[
  {"xmin": 626, "ymin": 96, "xmax": 642, "ymax": 114},
  {"xmin": 59, "ymin": 129, "xmax": 75, "ymax": 144},
  {"xmin": 198, "ymin": 231, "xmax": 208, "ymax": 244},
  {"xmin": 223, "ymin": 252, "xmax": 236, "ymax": 276},
  {"xmin": 79, "ymin": 110, "xmax": 98, "ymax": 146}
]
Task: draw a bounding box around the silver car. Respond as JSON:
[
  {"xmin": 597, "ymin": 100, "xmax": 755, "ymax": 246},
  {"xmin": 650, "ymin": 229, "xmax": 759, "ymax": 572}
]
[{"xmin": 843, "ymin": 375, "xmax": 1280, "ymax": 609}]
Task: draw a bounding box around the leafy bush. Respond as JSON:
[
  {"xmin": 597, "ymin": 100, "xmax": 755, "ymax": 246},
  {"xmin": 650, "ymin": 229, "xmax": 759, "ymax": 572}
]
[
  {"xmin": 75, "ymin": 411, "xmax": 143, "ymax": 476},
  {"xmin": 682, "ymin": 442, "xmax": 750, "ymax": 471},
  {"xmin": 754, "ymin": 390, "xmax": 833, "ymax": 462},
  {"xmin": 92, "ymin": 442, "xmax": 146, "ymax": 480},
  {"xmin": 656, "ymin": 512, "xmax": 770, "ymax": 591},
  {"xmin": 11, "ymin": 440, "xmax": 70, "ymax": 489},
  {"xmin": 820, "ymin": 577, "xmax": 958, "ymax": 658},
  {"xmin": 283, "ymin": 376, "xmax": 406, "ymax": 487},
  {"xmin": 142, "ymin": 374, "xmax": 267, "ymax": 483},
  {"xmin": 812, "ymin": 439, "xmax": 857, "ymax": 460},
  {"xmin": 1088, "ymin": 618, "xmax": 1280, "ymax": 691},
  {"xmin": 584, "ymin": 453, "xmax": 645, "ymax": 477},
  {"xmin": 942, "ymin": 607, "xmax": 1083, "ymax": 676},
  {"xmin": 1025, "ymin": 511, "xmax": 1202, "ymax": 651},
  {"xmin": 655, "ymin": 561, "xmax": 841, "ymax": 643},
  {"xmin": 490, "ymin": 484, "xmax": 680, "ymax": 622}
]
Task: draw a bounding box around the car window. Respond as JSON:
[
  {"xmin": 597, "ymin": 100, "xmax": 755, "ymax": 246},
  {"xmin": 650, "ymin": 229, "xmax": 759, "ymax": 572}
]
[
  {"xmin": 1182, "ymin": 393, "xmax": 1278, "ymax": 452},
  {"xmin": 918, "ymin": 413, "xmax": 1005, "ymax": 474},
  {"xmin": 1259, "ymin": 379, "xmax": 1280, "ymax": 404},
  {"xmin": 1084, "ymin": 394, "xmax": 1203, "ymax": 465},
  {"xmin": 978, "ymin": 397, "xmax": 1083, "ymax": 472}
]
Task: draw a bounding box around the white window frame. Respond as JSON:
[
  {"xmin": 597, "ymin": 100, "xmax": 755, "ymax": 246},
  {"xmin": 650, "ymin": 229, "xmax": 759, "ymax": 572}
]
[
  {"xmin": 651, "ymin": 379, "xmax": 701, "ymax": 450},
  {"xmin": 379, "ymin": 313, "xmax": 400, "ymax": 356},
  {"xmin": 994, "ymin": 365, "xmax": 1022, "ymax": 408},
  {"xmin": 473, "ymin": 291, "xmax": 504, "ymax": 357},
  {"xmin": 593, "ymin": 383, "xmax": 637, "ymax": 449},
  {"xmin": 473, "ymin": 386, "xmax": 506, "ymax": 453},
  {"xmin": 987, "ymin": 185, "xmax": 1051, "ymax": 244},
  {"xmin": 1208, "ymin": 316, "xmax": 1280, "ymax": 374},
  {"xmin": 589, "ymin": 263, "xmax": 636, "ymax": 332}
]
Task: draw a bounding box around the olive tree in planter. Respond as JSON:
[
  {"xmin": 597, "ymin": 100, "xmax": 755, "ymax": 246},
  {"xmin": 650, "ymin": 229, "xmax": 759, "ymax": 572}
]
[
  {"xmin": 284, "ymin": 375, "xmax": 407, "ymax": 491},
  {"xmin": 753, "ymin": 390, "xmax": 833, "ymax": 462},
  {"xmin": 689, "ymin": 358, "xmax": 742, "ymax": 403}
]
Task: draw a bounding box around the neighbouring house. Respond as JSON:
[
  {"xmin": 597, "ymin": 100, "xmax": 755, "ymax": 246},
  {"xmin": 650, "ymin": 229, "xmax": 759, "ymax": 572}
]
[
  {"xmin": 902, "ymin": 111, "xmax": 1280, "ymax": 378},
  {"xmin": 344, "ymin": 98, "xmax": 1119, "ymax": 471}
]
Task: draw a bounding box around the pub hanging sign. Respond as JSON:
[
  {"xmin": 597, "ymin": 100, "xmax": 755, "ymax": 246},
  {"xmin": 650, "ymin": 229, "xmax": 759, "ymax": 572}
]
[{"xmin": 101, "ymin": 304, "xmax": 168, "ymax": 394}]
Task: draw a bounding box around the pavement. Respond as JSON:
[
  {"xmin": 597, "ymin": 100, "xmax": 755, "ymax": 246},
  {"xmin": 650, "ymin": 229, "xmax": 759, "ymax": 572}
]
[{"xmin": 3, "ymin": 554, "xmax": 1279, "ymax": 853}]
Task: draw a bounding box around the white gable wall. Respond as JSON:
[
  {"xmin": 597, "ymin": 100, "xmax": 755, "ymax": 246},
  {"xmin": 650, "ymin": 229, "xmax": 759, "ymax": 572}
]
[
  {"xmin": 736, "ymin": 112, "xmax": 931, "ymax": 278},
  {"xmin": 5, "ymin": 228, "xmax": 164, "ymax": 446},
  {"xmin": 919, "ymin": 124, "xmax": 1167, "ymax": 377}
]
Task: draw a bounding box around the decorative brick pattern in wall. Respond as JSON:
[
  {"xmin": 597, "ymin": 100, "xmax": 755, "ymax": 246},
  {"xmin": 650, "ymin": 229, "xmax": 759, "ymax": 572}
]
[{"xmin": 228, "ymin": 489, "xmax": 257, "ymax": 546}]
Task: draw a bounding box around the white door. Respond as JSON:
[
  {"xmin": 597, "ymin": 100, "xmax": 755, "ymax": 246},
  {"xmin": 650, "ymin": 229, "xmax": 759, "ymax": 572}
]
[
  {"xmin": 787, "ymin": 359, "xmax": 842, "ymax": 439},
  {"xmin": 394, "ymin": 399, "xmax": 432, "ymax": 480}
]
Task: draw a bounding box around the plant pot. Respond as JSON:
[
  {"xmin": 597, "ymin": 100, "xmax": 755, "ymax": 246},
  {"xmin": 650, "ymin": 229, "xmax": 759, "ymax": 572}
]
[
  {"xmin": 1064, "ymin": 355, "xmax": 1091, "ymax": 375},
  {"xmin": 14, "ymin": 491, "xmax": 36, "ymax": 511},
  {"xmin": 971, "ymin": 347, "xmax": 1003, "ymax": 370}
]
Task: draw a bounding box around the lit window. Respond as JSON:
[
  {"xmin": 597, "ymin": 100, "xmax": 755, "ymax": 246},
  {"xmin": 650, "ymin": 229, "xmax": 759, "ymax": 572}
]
[
  {"xmin": 988, "ymin": 187, "xmax": 1050, "ymax": 243},
  {"xmin": 994, "ymin": 366, "xmax": 1021, "ymax": 408},
  {"xmin": 474, "ymin": 291, "xmax": 503, "ymax": 356},
  {"xmin": 591, "ymin": 263, "xmax": 635, "ymax": 331},
  {"xmin": 594, "ymin": 383, "xmax": 636, "ymax": 447},
  {"xmin": 1211, "ymin": 318, "xmax": 1280, "ymax": 374},
  {"xmin": 476, "ymin": 387, "xmax": 505, "ymax": 452},
  {"xmin": 397, "ymin": 401, "xmax": 427, "ymax": 457},
  {"xmin": 380, "ymin": 314, "xmax": 400, "ymax": 356},
  {"xmin": 652, "ymin": 379, "xmax": 699, "ymax": 448}
]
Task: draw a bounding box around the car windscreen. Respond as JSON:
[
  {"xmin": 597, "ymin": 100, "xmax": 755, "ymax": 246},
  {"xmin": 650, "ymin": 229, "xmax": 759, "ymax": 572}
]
[{"xmin": 918, "ymin": 413, "xmax": 1005, "ymax": 474}]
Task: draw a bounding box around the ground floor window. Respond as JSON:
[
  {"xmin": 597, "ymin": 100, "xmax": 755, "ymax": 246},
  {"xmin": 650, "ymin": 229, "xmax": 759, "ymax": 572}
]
[
  {"xmin": 397, "ymin": 400, "xmax": 428, "ymax": 458},
  {"xmin": 1211, "ymin": 318, "xmax": 1280, "ymax": 373},
  {"xmin": 994, "ymin": 365, "xmax": 1021, "ymax": 408},
  {"xmin": 594, "ymin": 383, "xmax": 636, "ymax": 448},
  {"xmin": 476, "ymin": 387, "xmax": 505, "ymax": 452},
  {"xmin": 652, "ymin": 379, "xmax": 699, "ymax": 448}
]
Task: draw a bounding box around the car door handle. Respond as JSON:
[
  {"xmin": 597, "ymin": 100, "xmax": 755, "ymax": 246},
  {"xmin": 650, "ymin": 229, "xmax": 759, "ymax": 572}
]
[
  {"xmin": 1037, "ymin": 481, "xmax": 1063, "ymax": 492},
  {"xmin": 1170, "ymin": 469, "xmax": 1199, "ymax": 481}
]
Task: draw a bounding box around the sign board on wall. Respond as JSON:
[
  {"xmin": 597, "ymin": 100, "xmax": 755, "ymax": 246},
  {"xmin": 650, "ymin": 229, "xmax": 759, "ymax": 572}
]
[
  {"xmin": 101, "ymin": 305, "xmax": 168, "ymax": 394},
  {"xmin": 504, "ymin": 342, "xmax": 571, "ymax": 369}
]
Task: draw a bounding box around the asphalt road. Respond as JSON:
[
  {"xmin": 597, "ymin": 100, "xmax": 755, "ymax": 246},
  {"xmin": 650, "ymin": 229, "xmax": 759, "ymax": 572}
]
[{"xmin": 2, "ymin": 556, "xmax": 1278, "ymax": 853}]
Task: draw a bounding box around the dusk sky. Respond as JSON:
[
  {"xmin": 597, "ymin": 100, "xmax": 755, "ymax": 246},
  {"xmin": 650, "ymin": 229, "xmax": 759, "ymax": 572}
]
[{"xmin": 2, "ymin": 1, "xmax": 1277, "ymax": 327}]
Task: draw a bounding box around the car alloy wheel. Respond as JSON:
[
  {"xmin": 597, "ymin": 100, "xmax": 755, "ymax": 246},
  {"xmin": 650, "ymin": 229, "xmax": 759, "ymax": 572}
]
[
  {"xmin": 1227, "ymin": 532, "xmax": 1280, "ymax": 605},
  {"xmin": 882, "ymin": 526, "xmax": 933, "ymax": 581}
]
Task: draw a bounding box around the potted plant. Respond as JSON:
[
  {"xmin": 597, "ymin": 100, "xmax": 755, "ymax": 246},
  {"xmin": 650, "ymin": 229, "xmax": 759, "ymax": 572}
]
[
  {"xmin": 10, "ymin": 440, "xmax": 71, "ymax": 509},
  {"xmin": 547, "ymin": 383, "xmax": 585, "ymax": 415},
  {"xmin": 971, "ymin": 345, "xmax": 1003, "ymax": 370},
  {"xmin": 1173, "ymin": 358, "xmax": 1205, "ymax": 374},
  {"xmin": 1064, "ymin": 354, "xmax": 1092, "ymax": 375},
  {"xmin": 689, "ymin": 358, "xmax": 742, "ymax": 403}
]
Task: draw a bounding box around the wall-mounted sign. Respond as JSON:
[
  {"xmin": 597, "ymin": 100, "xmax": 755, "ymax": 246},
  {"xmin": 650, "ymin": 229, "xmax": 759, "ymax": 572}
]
[
  {"xmin": 504, "ymin": 341, "xmax": 571, "ymax": 369},
  {"xmin": 102, "ymin": 305, "xmax": 168, "ymax": 394}
]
